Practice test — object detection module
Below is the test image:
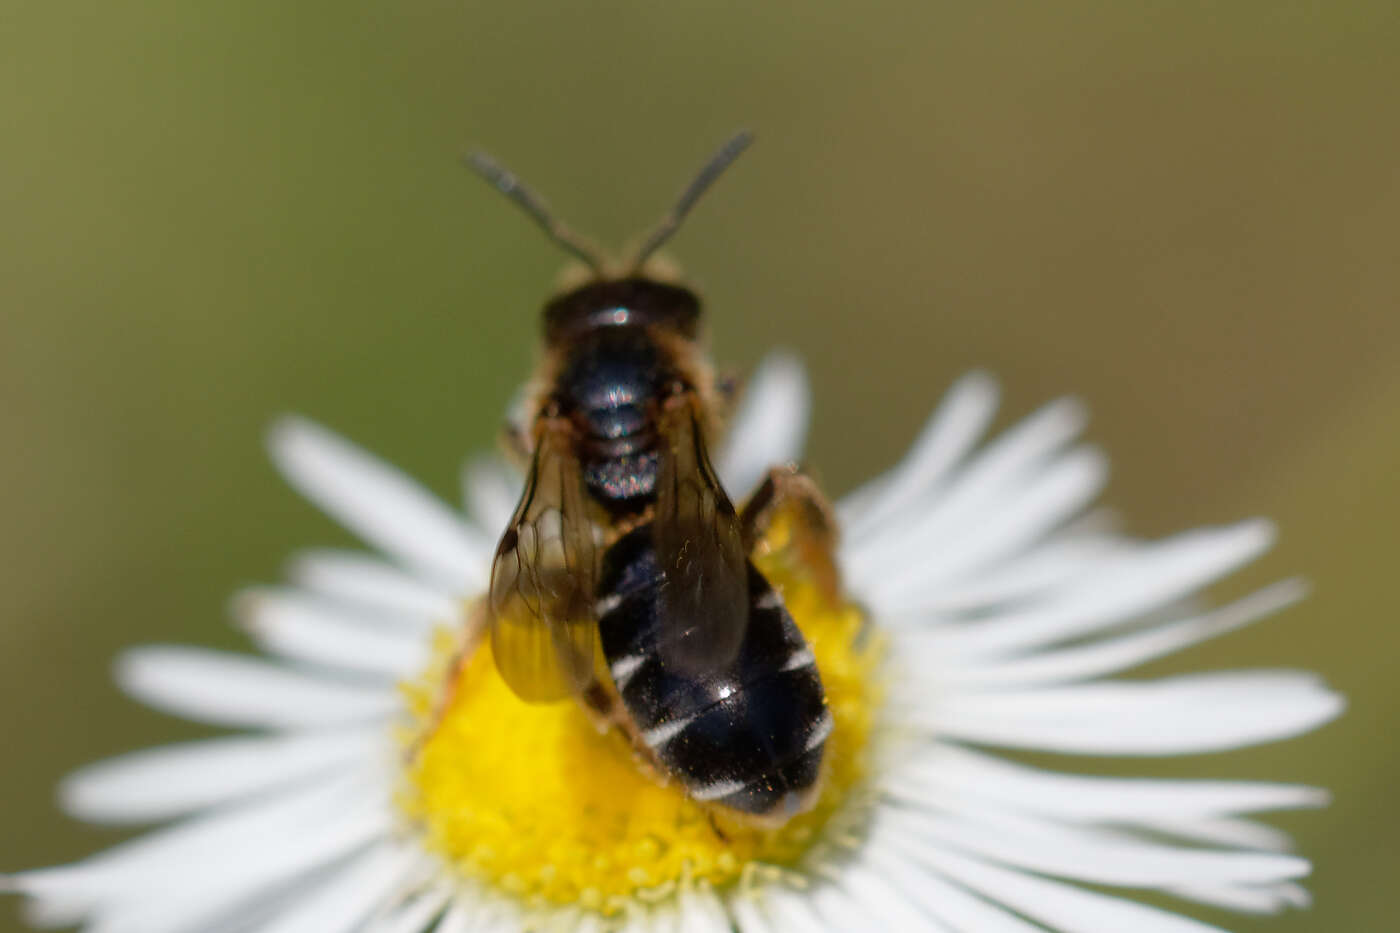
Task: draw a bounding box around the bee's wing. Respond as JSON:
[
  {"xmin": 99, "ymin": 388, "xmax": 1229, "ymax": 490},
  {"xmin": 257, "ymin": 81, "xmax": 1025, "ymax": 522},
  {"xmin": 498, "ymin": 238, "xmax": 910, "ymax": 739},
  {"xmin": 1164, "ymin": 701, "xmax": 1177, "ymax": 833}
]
[
  {"xmin": 653, "ymin": 398, "xmax": 750, "ymax": 676},
  {"xmin": 488, "ymin": 419, "xmax": 599, "ymax": 703}
]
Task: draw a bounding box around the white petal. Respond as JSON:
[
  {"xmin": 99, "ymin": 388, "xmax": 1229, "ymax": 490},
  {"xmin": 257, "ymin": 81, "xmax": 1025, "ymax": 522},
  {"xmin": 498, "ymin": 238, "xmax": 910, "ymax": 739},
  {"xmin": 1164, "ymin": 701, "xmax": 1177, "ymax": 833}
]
[
  {"xmin": 1146, "ymin": 815, "xmax": 1295, "ymax": 852},
  {"xmin": 888, "ymin": 841, "xmax": 1233, "ymax": 933},
  {"xmin": 269, "ymin": 416, "xmax": 489, "ymax": 591},
  {"xmin": 15, "ymin": 775, "xmax": 388, "ymax": 928},
  {"xmin": 884, "ymin": 744, "xmax": 1328, "ymax": 824},
  {"xmin": 250, "ymin": 842, "xmax": 419, "ymax": 933},
  {"xmin": 904, "ymin": 811, "xmax": 1307, "ymax": 916},
  {"xmin": 482, "ymin": 907, "xmax": 529, "ymax": 933},
  {"xmin": 620, "ymin": 913, "xmax": 662, "ymax": 933},
  {"xmin": 462, "ymin": 455, "xmax": 521, "ymax": 540},
  {"xmin": 116, "ymin": 646, "xmax": 398, "ymax": 729},
  {"xmin": 925, "ymin": 579, "xmax": 1307, "ymax": 688},
  {"xmin": 727, "ymin": 896, "xmax": 777, "ymax": 933},
  {"xmin": 59, "ymin": 727, "xmax": 384, "ymax": 824},
  {"xmin": 921, "ymin": 520, "xmax": 1277, "ymax": 657},
  {"xmin": 234, "ymin": 588, "xmax": 431, "ymax": 679},
  {"xmin": 572, "ymin": 910, "xmax": 609, "ymax": 933},
  {"xmin": 436, "ymin": 900, "xmax": 501, "ymax": 933},
  {"xmin": 435, "ymin": 904, "xmax": 473, "ymax": 933},
  {"xmin": 288, "ymin": 549, "xmax": 460, "ymax": 623},
  {"xmin": 761, "ymin": 886, "xmax": 833, "ymax": 933},
  {"xmin": 612, "ymin": 915, "xmax": 649, "ymax": 933},
  {"xmin": 175, "ymin": 889, "xmax": 299, "ymax": 933},
  {"xmin": 843, "ymin": 397, "xmax": 1087, "ymax": 585},
  {"xmin": 914, "ymin": 670, "xmax": 1343, "ymax": 755},
  {"xmin": 838, "ymin": 371, "xmax": 999, "ymax": 540},
  {"xmin": 878, "ymin": 807, "xmax": 1310, "ymax": 889},
  {"xmin": 1167, "ymin": 881, "xmax": 1309, "ymax": 914},
  {"xmin": 861, "ymin": 843, "xmax": 1044, "ymax": 932},
  {"xmin": 14, "ymin": 773, "xmax": 376, "ymax": 891},
  {"xmin": 908, "ymin": 533, "xmax": 1122, "ymax": 614},
  {"xmin": 808, "ymin": 884, "xmax": 901, "ymax": 932},
  {"xmin": 834, "ymin": 865, "xmax": 952, "ymax": 931},
  {"xmin": 676, "ymin": 886, "xmax": 731, "ymax": 933},
  {"xmin": 717, "ymin": 351, "xmax": 810, "ymax": 499},
  {"xmin": 374, "ymin": 884, "xmax": 452, "ymax": 933},
  {"xmin": 121, "ymin": 821, "xmax": 385, "ymax": 933},
  {"xmin": 660, "ymin": 904, "xmax": 691, "ymax": 933},
  {"xmin": 862, "ymin": 447, "xmax": 1107, "ymax": 603}
]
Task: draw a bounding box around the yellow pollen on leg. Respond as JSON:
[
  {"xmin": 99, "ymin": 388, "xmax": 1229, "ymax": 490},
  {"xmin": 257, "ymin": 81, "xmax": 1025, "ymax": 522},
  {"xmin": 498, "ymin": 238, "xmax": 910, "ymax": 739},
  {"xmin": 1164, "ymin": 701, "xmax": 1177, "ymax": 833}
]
[{"xmin": 398, "ymin": 535, "xmax": 882, "ymax": 915}]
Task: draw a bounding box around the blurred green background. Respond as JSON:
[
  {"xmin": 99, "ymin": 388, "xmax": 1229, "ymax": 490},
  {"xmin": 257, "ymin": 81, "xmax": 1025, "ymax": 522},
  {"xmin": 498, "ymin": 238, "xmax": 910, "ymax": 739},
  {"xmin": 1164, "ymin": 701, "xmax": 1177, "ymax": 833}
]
[{"xmin": 3, "ymin": 1, "xmax": 1397, "ymax": 929}]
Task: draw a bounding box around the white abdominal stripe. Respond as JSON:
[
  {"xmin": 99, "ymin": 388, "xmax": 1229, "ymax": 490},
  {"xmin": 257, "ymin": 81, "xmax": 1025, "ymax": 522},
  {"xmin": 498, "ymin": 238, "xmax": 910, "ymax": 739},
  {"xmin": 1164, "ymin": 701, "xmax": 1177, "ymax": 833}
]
[{"xmin": 608, "ymin": 653, "xmax": 647, "ymax": 691}]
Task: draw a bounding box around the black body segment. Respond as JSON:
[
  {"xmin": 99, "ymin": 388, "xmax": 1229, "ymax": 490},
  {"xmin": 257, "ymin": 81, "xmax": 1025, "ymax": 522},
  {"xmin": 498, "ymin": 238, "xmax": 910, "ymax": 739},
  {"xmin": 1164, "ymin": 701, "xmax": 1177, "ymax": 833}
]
[
  {"xmin": 597, "ymin": 526, "xmax": 830, "ymax": 817},
  {"xmin": 543, "ymin": 277, "xmax": 700, "ymax": 343},
  {"xmin": 554, "ymin": 324, "xmax": 678, "ymax": 514}
]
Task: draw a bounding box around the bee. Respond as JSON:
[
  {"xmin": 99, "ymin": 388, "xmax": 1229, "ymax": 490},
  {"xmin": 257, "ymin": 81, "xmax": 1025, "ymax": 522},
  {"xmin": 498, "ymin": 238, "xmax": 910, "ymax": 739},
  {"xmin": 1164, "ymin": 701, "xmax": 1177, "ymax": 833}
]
[{"xmin": 458, "ymin": 133, "xmax": 843, "ymax": 826}]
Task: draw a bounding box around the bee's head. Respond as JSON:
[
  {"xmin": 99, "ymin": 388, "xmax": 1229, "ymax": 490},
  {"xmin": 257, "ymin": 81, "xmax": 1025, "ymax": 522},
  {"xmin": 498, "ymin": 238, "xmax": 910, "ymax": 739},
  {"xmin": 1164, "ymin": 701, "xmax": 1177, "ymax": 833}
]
[
  {"xmin": 466, "ymin": 132, "xmax": 751, "ymax": 332},
  {"xmin": 541, "ymin": 277, "xmax": 700, "ymax": 346}
]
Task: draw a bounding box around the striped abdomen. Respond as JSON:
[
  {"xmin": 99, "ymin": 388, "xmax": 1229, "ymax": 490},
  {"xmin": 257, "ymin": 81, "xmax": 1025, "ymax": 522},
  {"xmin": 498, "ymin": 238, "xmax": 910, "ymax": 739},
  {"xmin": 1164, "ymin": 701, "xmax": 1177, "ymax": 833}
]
[{"xmin": 596, "ymin": 526, "xmax": 831, "ymax": 819}]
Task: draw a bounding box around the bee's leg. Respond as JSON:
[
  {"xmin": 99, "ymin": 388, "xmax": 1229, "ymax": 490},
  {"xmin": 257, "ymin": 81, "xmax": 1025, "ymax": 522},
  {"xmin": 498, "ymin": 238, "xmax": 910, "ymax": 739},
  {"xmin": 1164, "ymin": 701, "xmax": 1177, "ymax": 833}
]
[
  {"xmin": 579, "ymin": 680, "xmax": 622, "ymax": 731},
  {"xmin": 579, "ymin": 677, "xmax": 674, "ymax": 785},
  {"xmin": 406, "ymin": 599, "xmax": 489, "ymax": 761},
  {"xmin": 740, "ymin": 465, "xmax": 842, "ymax": 603}
]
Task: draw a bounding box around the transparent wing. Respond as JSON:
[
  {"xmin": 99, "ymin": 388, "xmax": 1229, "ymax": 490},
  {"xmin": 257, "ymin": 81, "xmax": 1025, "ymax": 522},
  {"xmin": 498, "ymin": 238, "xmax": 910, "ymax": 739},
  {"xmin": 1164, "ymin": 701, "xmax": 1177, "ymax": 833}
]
[
  {"xmin": 654, "ymin": 398, "xmax": 750, "ymax": 676},
  {"xmin": 488, "ymin": 419, "xmax": 599, "ymax": 703}
]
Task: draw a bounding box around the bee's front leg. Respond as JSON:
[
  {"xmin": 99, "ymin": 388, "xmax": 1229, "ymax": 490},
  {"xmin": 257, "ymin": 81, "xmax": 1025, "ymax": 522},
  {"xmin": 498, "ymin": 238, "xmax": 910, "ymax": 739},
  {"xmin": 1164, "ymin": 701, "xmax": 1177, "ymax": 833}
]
[{"xmin": 739, "ymin": 465, "xmax": 842, "ymax": 603}]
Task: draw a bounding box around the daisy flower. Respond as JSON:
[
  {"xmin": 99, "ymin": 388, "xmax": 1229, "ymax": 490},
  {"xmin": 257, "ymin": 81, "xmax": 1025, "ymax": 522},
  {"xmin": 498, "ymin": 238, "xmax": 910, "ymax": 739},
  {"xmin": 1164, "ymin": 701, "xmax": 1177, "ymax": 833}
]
[{"xmin": 2, "ymin": 353, "xmax": 1340, "ymax": 932}]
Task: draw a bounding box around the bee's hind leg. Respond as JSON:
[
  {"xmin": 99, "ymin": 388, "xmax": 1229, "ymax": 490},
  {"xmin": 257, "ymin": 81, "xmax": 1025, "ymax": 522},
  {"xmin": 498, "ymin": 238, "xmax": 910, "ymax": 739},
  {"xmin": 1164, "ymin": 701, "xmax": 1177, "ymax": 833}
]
[{"xmin": 739, "ymin": 465, "xmax": 842, "ymax": 603}]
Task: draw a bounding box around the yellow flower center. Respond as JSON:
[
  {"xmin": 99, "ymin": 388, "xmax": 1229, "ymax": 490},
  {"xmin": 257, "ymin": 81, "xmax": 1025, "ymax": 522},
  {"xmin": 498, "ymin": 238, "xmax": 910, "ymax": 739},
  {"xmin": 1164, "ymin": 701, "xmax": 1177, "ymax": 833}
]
[{"xmin": 398, "ymin": 523, "xmax": 882, "ymax": 916}]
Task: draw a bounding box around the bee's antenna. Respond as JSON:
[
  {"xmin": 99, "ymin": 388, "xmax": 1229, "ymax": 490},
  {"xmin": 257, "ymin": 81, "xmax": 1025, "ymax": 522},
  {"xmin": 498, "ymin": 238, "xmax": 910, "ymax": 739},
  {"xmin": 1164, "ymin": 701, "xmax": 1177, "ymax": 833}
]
[
  {"xmin": 465, "ymin": 150, "xmax": 609, "ymax": 275},
  {"xmin": 630, "ymin": 130, "xmax": 754, "ymax": 270}
]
